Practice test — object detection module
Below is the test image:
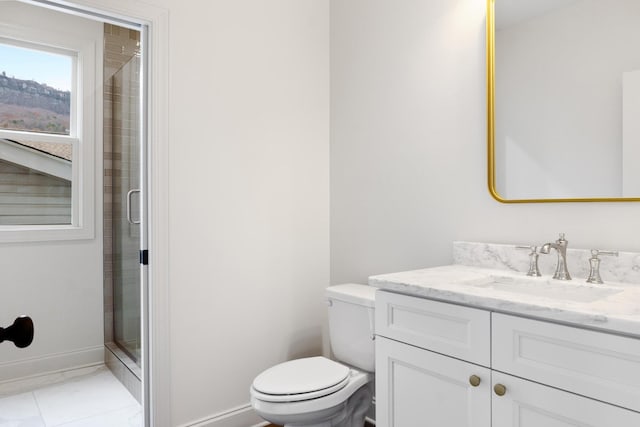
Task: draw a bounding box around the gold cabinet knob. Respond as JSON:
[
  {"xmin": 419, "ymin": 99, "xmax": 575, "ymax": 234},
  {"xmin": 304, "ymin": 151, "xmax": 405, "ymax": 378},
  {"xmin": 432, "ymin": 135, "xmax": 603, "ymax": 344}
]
[
  {"xmin": 494, "ymin": 383, "xmax": 507, "ymax": 396},
  {"xmin": 469, "ymin": 375, "xmax": 481, "ymax": 387}
]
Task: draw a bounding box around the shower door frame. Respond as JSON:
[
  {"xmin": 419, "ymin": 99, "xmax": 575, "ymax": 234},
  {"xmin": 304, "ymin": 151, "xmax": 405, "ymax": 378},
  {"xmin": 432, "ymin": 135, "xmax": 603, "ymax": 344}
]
[
  {"xmin": 21, "ymin": 1, "xmax": 171, "ymax": 426},
  {"xmin": 111, "ymin": 51, "xmax": 143, "ymax": 366}
]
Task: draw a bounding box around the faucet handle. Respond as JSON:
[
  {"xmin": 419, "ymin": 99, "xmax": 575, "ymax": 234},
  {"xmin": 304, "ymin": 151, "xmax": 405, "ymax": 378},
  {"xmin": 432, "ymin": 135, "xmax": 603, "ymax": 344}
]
[
  {"xmin": 516, "ymin": 245, "xmax": 541, "ymax": 277},
  {"xmin": 586, "ymin": 249, "xmax": 618, "ymax": 284}
]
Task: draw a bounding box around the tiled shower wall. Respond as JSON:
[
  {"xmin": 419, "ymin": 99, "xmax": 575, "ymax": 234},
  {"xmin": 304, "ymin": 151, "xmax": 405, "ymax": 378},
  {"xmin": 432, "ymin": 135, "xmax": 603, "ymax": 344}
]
[{"xmin": 103, "ymin": 23, "xmax": 141, "ymax": 401}]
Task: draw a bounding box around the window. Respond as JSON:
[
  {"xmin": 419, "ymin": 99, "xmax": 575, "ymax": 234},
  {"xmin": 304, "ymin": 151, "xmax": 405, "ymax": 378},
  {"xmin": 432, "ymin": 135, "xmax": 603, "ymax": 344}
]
[
  {"xmin": 0, "ymin": 41, "xmax": 75, "ymax": 226},
  {"xmin": 0, "ymin": 43, "xmax": 73, "ymax": 135},
  {"xmin": 0, "ymin": 18, "xmax": 99, "ymax": 242}
]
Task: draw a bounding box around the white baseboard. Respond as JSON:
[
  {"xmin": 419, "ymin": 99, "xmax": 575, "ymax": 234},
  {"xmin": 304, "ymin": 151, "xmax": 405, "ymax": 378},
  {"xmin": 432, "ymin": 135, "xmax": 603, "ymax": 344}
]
[
  {"xmin": 0, "ymin": 363, "xmax": 106, "ymax": 397},
  {"xmin": 0, "ymin": 345, "xmax": 104, "ymax": 383},
  {"xmin": 180, "ymin": 403, "xmax": 265, "ymax": 427},
  {"xmin": 177, "ymin": 402, "xmax": 375, "ymax": 427}
]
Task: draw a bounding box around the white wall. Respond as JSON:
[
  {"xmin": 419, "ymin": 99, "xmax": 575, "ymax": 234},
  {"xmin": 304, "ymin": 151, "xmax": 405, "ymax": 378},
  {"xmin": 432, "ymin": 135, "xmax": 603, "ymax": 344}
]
[
  {"xmin": 330, "ymin": 0, "xmax": 640, "ymax": 286},
  {"xmin": 166, "ymin": 1, "xmax": 330, "ymax": 425},
  {"xmin": 495, "ymin": 0, "xmax": 640, "ymax": 199},
  {"xmin": 0, "ymin": 3, "xmax": 104, "ymax": 382}
]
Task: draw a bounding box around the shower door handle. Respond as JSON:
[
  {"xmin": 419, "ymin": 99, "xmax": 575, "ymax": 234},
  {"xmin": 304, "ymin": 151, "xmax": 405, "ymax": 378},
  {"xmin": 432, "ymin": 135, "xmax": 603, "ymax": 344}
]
[
  {"xmin": 126, "ymin": 189, "xmax": 141, "ymax": 225},
  {"xmin": 0, "ymin": 316, "xmax": 34, "ymax": 348}
]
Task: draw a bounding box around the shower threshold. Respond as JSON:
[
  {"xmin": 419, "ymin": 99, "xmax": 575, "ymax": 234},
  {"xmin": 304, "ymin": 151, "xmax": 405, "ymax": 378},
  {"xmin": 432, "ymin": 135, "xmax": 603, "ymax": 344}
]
[{"xmin": 105, "ymin": 341, "xmax": 142, "ymax": 403}]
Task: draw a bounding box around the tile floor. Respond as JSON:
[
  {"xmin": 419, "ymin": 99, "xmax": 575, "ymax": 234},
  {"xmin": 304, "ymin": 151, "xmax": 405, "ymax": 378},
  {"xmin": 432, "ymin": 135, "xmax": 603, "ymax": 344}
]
[{"xmin": 0, "ymin": 366, "xmax": 141, "ymax": 427}]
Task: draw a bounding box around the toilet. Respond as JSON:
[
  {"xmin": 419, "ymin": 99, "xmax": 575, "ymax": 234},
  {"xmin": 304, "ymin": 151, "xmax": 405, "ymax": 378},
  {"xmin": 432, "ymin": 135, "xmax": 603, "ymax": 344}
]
[{"xmin": 250, "ymin": 284, "xmax": 376, "ymax": 427}]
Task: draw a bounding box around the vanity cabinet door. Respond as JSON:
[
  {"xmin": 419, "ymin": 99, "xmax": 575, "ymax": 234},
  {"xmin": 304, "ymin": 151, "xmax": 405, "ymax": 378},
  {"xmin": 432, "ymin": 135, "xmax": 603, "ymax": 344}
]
[
  {"xmin": 492, "ymin": 371, "xmax": 640, "ymax": 427},
  {"xmin": 376, "ymin": 336, "xmax": 490, "ymax": 427}
]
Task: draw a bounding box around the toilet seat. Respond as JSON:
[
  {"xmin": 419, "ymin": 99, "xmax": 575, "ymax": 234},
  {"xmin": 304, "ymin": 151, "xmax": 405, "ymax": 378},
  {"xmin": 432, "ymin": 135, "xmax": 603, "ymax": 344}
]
[
  {"xmin": 251, "ymin": 357, "xmax": 351, "ymax": 402},
  {"xmin": 251, "ymin": 366, "xmax": 373, "ymax": 423}
]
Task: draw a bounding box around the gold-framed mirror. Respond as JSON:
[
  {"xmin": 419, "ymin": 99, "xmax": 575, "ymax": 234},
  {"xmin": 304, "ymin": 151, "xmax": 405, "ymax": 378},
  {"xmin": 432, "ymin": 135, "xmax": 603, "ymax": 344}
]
[{"xmin": 487, "ymin": 0, "xmax": 640, "ymax": 203}]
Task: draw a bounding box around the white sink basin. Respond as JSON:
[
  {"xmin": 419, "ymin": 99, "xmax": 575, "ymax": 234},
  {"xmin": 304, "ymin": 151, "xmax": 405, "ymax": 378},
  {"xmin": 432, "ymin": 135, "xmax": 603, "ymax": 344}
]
[{"xmin": 462, "ymin": 275, "xmax": 623, "ymax": 303}]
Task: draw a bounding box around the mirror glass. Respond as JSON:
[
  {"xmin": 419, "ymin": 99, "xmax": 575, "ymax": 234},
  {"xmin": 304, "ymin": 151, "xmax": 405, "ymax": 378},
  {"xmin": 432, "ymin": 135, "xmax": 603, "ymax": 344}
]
[{"xmin": 488, "ymin": 0, "xmax": 640, "ymax": 201}]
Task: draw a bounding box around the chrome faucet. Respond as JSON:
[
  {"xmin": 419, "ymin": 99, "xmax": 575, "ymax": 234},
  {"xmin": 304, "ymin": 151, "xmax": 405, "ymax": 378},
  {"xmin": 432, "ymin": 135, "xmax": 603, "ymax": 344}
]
[
  {"xmin": 516, "ymin": 245, "xmax": 541, "ymax": 277},
  {"xmin": 586, "ymin": 249, "xmax": 618, "ymax": 284},
  {"xmin": 540, "ymin": 233, "xmax": 571, "ymax": 280}
]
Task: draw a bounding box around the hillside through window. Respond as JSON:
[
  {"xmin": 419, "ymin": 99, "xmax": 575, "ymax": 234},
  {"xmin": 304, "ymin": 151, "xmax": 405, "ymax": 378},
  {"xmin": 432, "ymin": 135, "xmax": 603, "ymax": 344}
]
[{"xmin": 0, "ymin": 43, "xmax": 72, "ymax": 135}]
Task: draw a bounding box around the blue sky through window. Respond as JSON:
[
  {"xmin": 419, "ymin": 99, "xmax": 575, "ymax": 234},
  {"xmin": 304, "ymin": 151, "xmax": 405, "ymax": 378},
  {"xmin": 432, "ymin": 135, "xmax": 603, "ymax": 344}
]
[{"xmin": 0, "ymin": 43, "xmax": 72, "ymax": 91}]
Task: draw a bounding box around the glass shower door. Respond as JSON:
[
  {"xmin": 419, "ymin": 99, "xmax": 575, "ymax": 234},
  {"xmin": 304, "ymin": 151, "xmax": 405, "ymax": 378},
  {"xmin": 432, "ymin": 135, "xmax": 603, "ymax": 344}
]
[{"xmin": 112, "ymin": 55, "xmax": 142, "ymax": 364}]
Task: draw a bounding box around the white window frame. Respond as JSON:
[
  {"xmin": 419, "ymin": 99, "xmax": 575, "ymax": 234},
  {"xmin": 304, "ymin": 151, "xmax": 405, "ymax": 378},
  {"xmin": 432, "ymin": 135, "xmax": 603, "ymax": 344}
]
[{"xmin": 0, "ymin": 22, "xmax": 98, "ymax": 242}]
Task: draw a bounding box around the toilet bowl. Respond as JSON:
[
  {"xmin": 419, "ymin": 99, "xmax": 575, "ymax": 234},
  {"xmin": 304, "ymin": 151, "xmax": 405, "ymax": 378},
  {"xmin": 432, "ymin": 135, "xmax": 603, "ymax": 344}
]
[
  {"xmin": 251, "ymin": 357, "xmax": 372, "ymax": 427},
  {"xmin": 250, "ymin": 284, "xmax": 376, "ymax": 427}
]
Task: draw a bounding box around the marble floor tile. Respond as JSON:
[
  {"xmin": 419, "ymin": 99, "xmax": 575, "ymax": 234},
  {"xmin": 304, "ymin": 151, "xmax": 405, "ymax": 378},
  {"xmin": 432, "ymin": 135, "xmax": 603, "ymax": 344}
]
[
  {"xmin": 0, "ymin": 366, "xmax": 106, "ymax": 399},
  {"xmin": 54, "ymin": 404, "xmax": 142, "ymax": 427},
  {"xmin": 33, "ymin": 369, "xmax": 139, "ymax": 426},
  {"xmin": 0, "ymin": 392, "xmax": 45, "ymax": 427}
]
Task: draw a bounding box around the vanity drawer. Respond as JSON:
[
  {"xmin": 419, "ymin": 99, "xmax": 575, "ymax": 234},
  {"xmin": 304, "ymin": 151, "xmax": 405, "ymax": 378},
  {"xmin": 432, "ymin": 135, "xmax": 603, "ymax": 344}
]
[
  {"xmin": 375, "ymin": 291, "xmax": 490, "ymax": 366},
  {"xmin": 492, "ymin": 313, "xmax": 640, "ymax": 412}
]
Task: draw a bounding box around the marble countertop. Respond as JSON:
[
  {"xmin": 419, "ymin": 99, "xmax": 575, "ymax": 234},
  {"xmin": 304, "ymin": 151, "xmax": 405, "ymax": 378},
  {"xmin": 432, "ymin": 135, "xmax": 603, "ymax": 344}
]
[{"xmin": 369, "ymin": 264, "xmax": 640, "ymax": 338}]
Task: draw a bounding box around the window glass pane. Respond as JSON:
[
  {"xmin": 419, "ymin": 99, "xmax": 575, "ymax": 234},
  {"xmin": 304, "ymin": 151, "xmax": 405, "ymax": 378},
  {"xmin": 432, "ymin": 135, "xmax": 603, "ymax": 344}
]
[
  {"xmin": 0, "ymin": 138, "xmax": 72, "ymax": 225},
  {"xmin": 0, "ymin": 43, "xmax": 72, "ymax": 135}
]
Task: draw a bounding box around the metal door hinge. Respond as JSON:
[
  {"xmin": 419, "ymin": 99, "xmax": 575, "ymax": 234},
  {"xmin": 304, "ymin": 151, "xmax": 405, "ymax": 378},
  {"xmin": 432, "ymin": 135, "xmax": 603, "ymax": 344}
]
[{"xmin": 140, "ymin": 249, "xmax": 149, "ymax": 265}]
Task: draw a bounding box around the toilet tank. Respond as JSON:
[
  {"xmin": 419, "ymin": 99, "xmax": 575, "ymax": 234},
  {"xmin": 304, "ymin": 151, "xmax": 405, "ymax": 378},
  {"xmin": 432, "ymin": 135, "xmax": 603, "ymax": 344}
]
[{"xmin": 325, "ymin": 284, "xmax": 376, "ymax": 372}]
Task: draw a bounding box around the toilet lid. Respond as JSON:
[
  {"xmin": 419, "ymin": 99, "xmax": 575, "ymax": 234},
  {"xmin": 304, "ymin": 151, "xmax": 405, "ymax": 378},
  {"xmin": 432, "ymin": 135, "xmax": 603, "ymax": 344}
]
[{"xmin": 252, "ymin": 357, "xmax": 350, "ymax": 399}]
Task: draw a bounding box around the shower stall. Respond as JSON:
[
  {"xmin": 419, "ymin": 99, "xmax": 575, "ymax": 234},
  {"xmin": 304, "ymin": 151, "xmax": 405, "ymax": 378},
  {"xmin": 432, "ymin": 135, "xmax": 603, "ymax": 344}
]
[{"xmin": 103, "ymin": 24, "xmax": 144, "ymax": 400}]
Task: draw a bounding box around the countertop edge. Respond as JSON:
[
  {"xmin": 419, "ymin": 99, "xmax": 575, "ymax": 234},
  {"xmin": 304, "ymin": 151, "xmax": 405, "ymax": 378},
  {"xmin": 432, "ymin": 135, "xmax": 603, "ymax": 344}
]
[{"xmin": 369, "ymin": 278, "xmax": 640, "ymax": 339}]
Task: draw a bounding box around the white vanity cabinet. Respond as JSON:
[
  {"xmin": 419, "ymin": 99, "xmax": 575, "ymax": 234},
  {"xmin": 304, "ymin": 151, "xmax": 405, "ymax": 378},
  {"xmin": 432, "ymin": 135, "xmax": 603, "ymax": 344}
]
[{"xmin": 375, "ymin": 290, "xmax": 640, "ymax": 427}]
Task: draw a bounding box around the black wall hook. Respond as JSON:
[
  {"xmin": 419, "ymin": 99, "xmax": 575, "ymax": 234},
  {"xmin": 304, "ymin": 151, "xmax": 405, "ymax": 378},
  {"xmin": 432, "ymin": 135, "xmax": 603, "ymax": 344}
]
[{"xmin": 0, "ymin": 316, "xmax": 34, "ymax": 348}]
